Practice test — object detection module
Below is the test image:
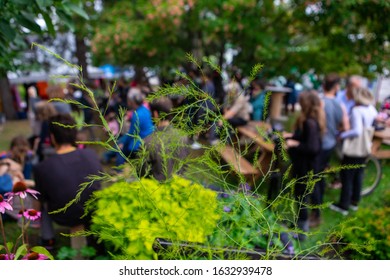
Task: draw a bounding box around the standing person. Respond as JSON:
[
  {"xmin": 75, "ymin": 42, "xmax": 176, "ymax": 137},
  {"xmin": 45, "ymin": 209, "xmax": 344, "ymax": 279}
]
[
  {"xmin": 330, "ymin": 88, "xmax": 378, "ymax": 215},
  {"xmin": 310, "ymin": 74, "xmax": 348, "ymax": 227},
  {"xmin": 46, "ymin": 84, "xmax": 71, "ymax": 114},
  {"xmin": 201, "ymin": 71, "xmax": 216, "ymax": 99},
  {"xmin": 285, "ymin": 90, "xmax": 325, "ymax": 239},
  {"xmin": 26, "ymin": 86, "xmax": 42, "ymax": 138},
  {"xmin": 284, "ymin": 77, "xmax": 298, "ymax": 114},
  {"xmin": 212, "ymin": 70, "xmax": 226, "ymax": 105},
  {"xmin": 33, "ymin": 114, "xmax": 102, "ymax": 249},
  {"xmin": 337, "ymin": 75, "xmax": 363, "ymax": 115},
  {"xmin": 250, "ymin": 78, "xmax": 268, "ymax": 121},
  {"xmin": 186, "ymin": 71, "xmax": 217, "ymax": 149},
  {"xmin": 116, "ymin": 77, "xmax": 130, "ymax": 109},
  {"xmin": 34, "ymin": 101, "xmax": 58, "ymax": 161}
]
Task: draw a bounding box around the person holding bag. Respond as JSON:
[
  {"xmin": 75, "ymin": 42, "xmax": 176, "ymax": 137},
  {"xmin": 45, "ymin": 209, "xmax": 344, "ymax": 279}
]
[{"xmin": 330, "ymin": 87, "xmax": 378, "ymax": 215}]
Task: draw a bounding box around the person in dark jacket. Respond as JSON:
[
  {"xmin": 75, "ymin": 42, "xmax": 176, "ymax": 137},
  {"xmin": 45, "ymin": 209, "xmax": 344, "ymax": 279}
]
[
  {"xmin": 34, "ymin": 114, "xmax": 102, "ymax": 248},
  {"xmin": 285, "ymin": 90, "xmax": 325, "ymax": 239}
]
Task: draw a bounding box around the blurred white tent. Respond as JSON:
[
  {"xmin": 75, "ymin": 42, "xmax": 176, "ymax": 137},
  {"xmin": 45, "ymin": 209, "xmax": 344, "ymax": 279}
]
[{"xmin": 8, "ymin": 65, "xmax": 105, "ymax": 85}]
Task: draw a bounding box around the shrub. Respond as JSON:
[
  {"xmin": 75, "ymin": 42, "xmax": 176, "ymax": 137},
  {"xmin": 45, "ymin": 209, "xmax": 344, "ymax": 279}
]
[
  {"xmin": 341, "ymin": 206, "xmax": 390, "ymax": 259},
  {"xmin": 90, "ymin": 176, "xmax": 220, "ymax": 259},
  {"xmin": 339, "ymin": 189, "xmax": 390, "ymax": 260}
]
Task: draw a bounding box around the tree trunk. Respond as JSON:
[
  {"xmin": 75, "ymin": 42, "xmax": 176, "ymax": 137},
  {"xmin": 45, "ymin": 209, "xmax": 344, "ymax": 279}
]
[
  {"xmin": 0, "ymin": 72, "xmax": 16, "ymax": 120},
  {"xmin": 75, "ymin": 34, "xmax": 89, "ymax": 81}
]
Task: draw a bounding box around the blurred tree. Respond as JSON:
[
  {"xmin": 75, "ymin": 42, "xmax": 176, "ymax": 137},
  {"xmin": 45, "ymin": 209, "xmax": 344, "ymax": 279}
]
[
  {"xmin": 0, "ymin": 0, "xmax": 89, "ymax": 119},
  {"xmin": 92, "ymin": 0, "xmax": 389, "ymax": 82},
  {"xmin": 290, "ymin": 0, "xmax": 390, "ymax": 78}
]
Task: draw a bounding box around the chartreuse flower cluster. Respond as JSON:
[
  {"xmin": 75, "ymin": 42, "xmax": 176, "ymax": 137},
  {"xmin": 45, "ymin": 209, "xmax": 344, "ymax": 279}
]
[
  {"xmin": 0, "ymin": 181, "xmax": 53, "ymax": 260},
  {"xmin": 90, "ymin": 176, "xmax": 220, "ymax": 259}
]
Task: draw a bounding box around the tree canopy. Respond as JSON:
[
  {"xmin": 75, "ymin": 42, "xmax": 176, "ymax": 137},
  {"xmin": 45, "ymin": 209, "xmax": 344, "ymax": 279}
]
[
  {"xmin": 0, "ymin": 0, "xmax": 89, "ymax": 74},
  {"xmin": 91, "ymin": 0, "xmax": 390, "ymax": 79}
]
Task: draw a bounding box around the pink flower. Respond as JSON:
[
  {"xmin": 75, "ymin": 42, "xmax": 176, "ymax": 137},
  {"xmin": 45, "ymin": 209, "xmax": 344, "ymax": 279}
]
[
  {"xmin": 5, "ymin": 181, "xmax": 40, "ymax": 200},
  {"xmin": 17, "ymin": 210, "xmax": 24, "ymax": 218},
  {"xmin": 23, "ymin": 252, "xmax": 48, "ymax": 260},
  {"xmin": 0, "ymin": 194, "xmax": 13, "ymax": 214},
  {"xmin": 23, "ymin": 209, "xmax": 41, "ymax": 221},
  {"xmin": 0, "ymin": 253, "xmax": 15, "ymax": 260}
]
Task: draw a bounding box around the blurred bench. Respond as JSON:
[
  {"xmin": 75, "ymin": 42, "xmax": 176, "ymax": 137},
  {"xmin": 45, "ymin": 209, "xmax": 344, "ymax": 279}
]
[
  {"xmin": 237, "ymin": 121, "xmax": 275, "ymax": 176},
  {"xmin": 217, "ymin": 145, "xmax": 259, "ymax": 183}
]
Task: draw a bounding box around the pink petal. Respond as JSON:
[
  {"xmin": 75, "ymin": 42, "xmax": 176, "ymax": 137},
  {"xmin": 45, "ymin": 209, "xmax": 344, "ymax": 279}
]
[
  {"xmin": 5, "ymin": 203, "xmax": 13, "ymax": 211},
  {"xmin": 4, "ymin": 192, "xmax": 13, "ymax": 198},
  {"xmin": 27, "ymin": 189, "xmax": 40, "ymax": 199}
]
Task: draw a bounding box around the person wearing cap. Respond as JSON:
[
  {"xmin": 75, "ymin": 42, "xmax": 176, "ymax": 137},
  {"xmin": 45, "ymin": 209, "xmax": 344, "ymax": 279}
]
[
  {"xmin": 330, "ymin": 87, "xmax": 378, "ymax": 215},
  {"xmin": 114, "ymin": 89, "xmax": 154, "ymax": 166}
]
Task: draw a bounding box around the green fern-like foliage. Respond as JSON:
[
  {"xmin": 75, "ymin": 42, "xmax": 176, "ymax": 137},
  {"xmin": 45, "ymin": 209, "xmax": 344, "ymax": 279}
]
[
  {"xmin": 90, "ymin": 176, "xmax": 220, "ymax": 259},
  {"xmin": 208, "ymin": 192, "xmax": 287, "ymax": 256},
  {"xmin": 30, "ymin": 43, "xmax": 361, "ymax": 260}
]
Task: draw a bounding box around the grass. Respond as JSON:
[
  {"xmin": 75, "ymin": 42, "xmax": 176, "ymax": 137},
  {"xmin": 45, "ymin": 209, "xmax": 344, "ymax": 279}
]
[{"xmin": 0, "ymin": 120, "xmax": 30, "ymax": 149}]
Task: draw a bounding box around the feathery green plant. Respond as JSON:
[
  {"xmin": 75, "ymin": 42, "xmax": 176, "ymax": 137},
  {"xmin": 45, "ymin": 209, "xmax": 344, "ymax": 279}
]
[{"xmin": 30, "ymin": 43, "xmax": 364, "ymax": 260}]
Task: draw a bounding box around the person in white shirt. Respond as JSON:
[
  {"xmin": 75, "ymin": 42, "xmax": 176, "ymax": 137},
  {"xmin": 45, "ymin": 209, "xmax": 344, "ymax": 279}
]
[{"xmin": 330, "ymin": 87, "xmax": 378, "ymax": 215}]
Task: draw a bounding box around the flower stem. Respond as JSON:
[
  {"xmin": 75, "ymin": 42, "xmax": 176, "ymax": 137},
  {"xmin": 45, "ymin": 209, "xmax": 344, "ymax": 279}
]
[
  {"xmin": 19, "ymin": 197, "xmax": 28, "ymax": 246},
  {"xmin": 0, "ymin": 214, "xmax": 12, "ymax": 257}
]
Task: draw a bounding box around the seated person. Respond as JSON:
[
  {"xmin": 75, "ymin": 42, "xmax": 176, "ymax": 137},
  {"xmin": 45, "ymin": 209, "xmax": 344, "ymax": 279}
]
[
  {"xmin": 0, "ymin": 158, "xmax": 35, "ymax": 221},
  {"xmin": 103, "ymin": 90, "xmax": 154, "ymax": 166},
  {"xmin": 208, "ymin": 82, "xmax": 252, "ymax": 144},
  {"xmin": 7, "ymin": 135, "xmax": 36, "ymax": 179},
  {"xmin": 33, "ymin": 114, "xmax": 102, "ymax": 248},
  {"xmin": 143, "ymin": 98, "xmax": 190, "ymax": 181}
]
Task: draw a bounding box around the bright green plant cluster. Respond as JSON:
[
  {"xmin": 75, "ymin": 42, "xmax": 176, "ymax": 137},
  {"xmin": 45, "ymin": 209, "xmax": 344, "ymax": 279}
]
[{"xmin": 90, "ymin": 176, "xmax": 220, "ymax": 259}]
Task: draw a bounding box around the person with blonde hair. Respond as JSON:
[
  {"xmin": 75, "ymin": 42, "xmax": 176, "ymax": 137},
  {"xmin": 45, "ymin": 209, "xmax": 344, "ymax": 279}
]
[
  {"xmin": 285, "ymin": 90, "xmax": 325, "ymax": 239},
  {"xmin": 330, "ymin": 87, "xmax": 378, "ymax": 215}
]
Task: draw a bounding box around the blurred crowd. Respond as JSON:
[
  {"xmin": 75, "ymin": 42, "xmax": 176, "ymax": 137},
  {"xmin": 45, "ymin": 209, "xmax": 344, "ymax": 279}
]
[{"xmin": 1, "ymin": 69, "xmax": 389, "ymax": 250}]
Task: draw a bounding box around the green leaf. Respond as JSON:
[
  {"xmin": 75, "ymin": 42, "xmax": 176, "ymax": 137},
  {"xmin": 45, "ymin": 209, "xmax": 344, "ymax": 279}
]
[
  {"xmin": 0, "ymin": 20, "xmax": 16, "ymax": 42},
  {"xmin": 80, "ymin": 246, "xmax": 97, "ymax": 258},
  {"xmin": 6, "ymin": 242, "xmax": 14, "ymax": 252},
  {"xmin": 36, "ymin": 0, "xmax": 53, "ymax": 9},
  {"xmin": 12, "ymin": 0, "xmax": 30, "ymax": 5},
  {"xmin": 56, "ymin": 10, "xmax": 75, "ymax": 32},
  {"xmin": 16, "ymin": 13, "xmax": 42, "ymax": 33},
  {"xmin": 63, "ymin": 3, "xmax": 89, "ymax": 20},
  {"xmin": 56, "ymin": 246, "xmax": 77, "ymax": 260},
  {"xmin": 14, "ymin": 244, "xmax": 28, "ymax": 260},
  {"xmin": 31, "ymin": 246, "xmax": 54, "ymax": 260},
  {"xmin": 41, "ymin": 11, "xmax": 55, "ymax": 35}
]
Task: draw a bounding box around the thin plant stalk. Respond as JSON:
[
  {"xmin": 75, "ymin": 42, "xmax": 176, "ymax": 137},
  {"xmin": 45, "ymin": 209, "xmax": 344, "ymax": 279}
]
[{"xmin": 0, "ymin": 214, "xmax": 11, "ymax": 257}]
